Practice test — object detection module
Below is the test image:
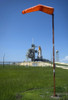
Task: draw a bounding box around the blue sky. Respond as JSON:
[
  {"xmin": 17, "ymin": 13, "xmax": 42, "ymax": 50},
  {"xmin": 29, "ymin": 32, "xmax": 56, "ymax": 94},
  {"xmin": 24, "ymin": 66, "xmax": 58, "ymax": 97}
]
[{"xmin": 0, "ymin": 0, "xmax": 68, "ymax": 63}]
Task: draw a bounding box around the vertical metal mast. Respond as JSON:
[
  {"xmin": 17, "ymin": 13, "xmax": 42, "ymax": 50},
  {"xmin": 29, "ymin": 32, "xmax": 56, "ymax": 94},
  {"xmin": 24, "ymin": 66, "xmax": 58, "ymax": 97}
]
[{"xmin": 52, "ymin": 14, "xmax": 56, "ymax": 96}]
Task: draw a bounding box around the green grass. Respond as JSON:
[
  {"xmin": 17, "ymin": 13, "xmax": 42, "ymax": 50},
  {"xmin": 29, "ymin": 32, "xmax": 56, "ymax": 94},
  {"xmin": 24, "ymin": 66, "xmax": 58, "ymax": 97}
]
[{"xmin": 0, "ymin": 65, "xmax": 68, "ymax": 100}]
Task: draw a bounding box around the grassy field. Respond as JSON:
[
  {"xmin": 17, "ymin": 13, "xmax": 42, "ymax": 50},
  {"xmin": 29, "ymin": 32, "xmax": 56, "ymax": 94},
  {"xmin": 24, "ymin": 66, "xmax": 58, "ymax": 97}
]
[{"xmin": 0, "ymin": 65, "xmax": 68, "ymax": 100}]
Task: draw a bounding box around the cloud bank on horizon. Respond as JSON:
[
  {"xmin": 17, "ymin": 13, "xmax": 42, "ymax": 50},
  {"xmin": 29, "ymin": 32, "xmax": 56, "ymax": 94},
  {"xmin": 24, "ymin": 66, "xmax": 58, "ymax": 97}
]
[{"xmin": 60, "ymin": 56, "xmax": 68, "ymax": 63}]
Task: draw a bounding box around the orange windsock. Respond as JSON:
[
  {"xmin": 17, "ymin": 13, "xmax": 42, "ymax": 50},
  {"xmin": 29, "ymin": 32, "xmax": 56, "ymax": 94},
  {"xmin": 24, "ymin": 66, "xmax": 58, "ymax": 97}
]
[{"xmin": 22, "ymin": 4, "xmax": 54, "ymax": 15}]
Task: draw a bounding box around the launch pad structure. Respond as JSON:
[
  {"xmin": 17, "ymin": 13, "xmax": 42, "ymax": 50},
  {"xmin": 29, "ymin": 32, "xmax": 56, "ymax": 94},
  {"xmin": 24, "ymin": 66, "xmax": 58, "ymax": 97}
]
[
  {"xmin": 26, "ymin": 43, "xmax": 51, "ymax": 62},
  {"xmin": 26, "ymin": 44, "xmax": 42, "ymax": 61}
]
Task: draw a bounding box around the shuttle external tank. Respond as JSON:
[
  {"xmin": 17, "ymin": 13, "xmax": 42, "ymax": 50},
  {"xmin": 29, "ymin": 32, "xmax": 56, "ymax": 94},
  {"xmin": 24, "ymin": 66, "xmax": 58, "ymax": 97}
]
[{"xmin": 38, "ymin": 46, "xmax": 42, "ymax": 59}]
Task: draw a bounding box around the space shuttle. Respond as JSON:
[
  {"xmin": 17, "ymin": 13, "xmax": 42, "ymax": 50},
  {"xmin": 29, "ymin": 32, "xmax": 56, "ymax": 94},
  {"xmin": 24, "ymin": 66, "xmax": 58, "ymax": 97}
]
[{"xmin": 37, "ymin": 46, "xmax": 42, "ymax": 59}]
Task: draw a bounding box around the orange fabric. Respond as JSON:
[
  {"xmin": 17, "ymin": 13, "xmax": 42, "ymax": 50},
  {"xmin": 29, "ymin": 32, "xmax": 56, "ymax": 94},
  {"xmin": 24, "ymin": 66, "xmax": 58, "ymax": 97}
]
[{"xmin": 22, "ymin": 4, "xmax": 54, "ymax": 15}]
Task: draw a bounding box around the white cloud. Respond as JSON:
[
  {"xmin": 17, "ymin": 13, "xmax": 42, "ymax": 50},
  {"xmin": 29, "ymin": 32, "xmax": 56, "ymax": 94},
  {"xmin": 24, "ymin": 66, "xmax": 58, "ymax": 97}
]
[
  {"xmin": 61, "ymin": 56, "xmax": 68, "ymax": 63},
  {"xmin": 63, "ymin": 56, "xmax": 68, "ymax": 61}
]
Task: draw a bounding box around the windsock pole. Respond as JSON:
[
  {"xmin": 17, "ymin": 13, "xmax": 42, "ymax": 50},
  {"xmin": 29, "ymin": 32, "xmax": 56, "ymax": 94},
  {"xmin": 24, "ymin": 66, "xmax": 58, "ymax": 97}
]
[
  {"xmin": 22, "ymin": 4, "xmax": 56, "ymax": 96},
  {"xmin": 52, "ymin": 14, "xmax": 56, "ymax": 96}
]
